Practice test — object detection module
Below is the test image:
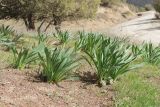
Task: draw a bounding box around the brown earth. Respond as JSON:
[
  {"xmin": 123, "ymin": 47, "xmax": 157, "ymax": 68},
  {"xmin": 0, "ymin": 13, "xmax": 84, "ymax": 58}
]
[{"xmin": 0, "ymin": 69, "xmax": 114, "ymax": 107}]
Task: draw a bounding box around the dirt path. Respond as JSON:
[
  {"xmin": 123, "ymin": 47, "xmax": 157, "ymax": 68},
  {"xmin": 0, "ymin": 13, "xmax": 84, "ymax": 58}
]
[{"xmin": 111, "ymin": 11, "xmax": 160, "ymax": 44}]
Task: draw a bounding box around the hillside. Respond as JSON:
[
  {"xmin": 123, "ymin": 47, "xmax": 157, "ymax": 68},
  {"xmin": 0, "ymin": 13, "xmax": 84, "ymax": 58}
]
[
  {"xmin": 1, "ymin": 1, "xmax": 160, "ymax": 107},
  {"xmin": 0, "ymin": 4, "xmax": 135, "ymax": 35}
]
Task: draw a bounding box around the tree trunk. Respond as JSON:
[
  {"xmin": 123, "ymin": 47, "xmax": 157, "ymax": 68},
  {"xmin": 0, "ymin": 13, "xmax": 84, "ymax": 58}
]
[
  {"xmin": 53, "ymin": 14, "xmax": 62, "ymax": 33},
  {"xmin": 23, "ymin": 18, "xmax": 29, "ymax": 30},
  {"xmin": 55, "ymin": 25, "xmax": 61, "ymax": 33},
  {"xmin": 37, "ymin": 19, "xmax": 46, "ymax": 34},
  {"xmin": 44, "ymin": 20, "xmax": 54, "ymax": 32},
  {"xmin": 27, "ymin": 13, "xmax": 35, "ymax": 30}
]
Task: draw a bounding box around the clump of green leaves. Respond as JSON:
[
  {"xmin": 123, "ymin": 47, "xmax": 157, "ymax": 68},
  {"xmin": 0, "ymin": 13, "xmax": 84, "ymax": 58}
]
[
  {"xmin": 38, "ymin": 47, "xmax": 80, "ymax": 83},
  {"xmin": 141, "ymin": 43, "xmax": 160, "ymax": 65},
  {"xmin": 38, "ymin": 33, "xmax": 48, "ymax": 44},
  {"xmin": 81, "ymin": 34, "xmax": 136, "ymax": 86},
  {"xmin": 0, "ymin": 25, "xmax": 14, "ymax": 44},
  {"xmin": 131, "ymin": 44, "xmax": 143, "ymax": 57},
  {"xmin": 11, "ymin": 47, "xmax": 38, "ymax": 69},
  {"xmin": 74, "ymin": 31, "xmax": 86, "ymax": 51},
  {"xmin": 0, "ymin": 25, "xmax": 14, "ymax": 35},
  {"xmin": 53, "ymin": 31, "xmax": 69, "ymax": 45},
  {"xmin": 75, "ymin": 31, "xmax": 104, "ymax": 52},
  {"xmin": 0, "ymin": 25, "xmax": 22, "ymax": 47}
]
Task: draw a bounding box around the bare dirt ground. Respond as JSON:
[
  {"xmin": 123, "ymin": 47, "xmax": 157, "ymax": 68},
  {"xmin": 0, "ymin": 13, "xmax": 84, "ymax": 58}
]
[
  {"xmin": 111, "ymin": 11, "xmax": 160, "ymax": 44},
  {"xmin": 0, "ymin": 69, "xmax": 114, "ymax": 107}
]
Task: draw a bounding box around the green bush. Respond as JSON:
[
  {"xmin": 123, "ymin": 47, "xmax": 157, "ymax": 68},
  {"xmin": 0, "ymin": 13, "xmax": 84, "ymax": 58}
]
[
  {"xmin": 38, "ymin": 33, "xmax": 48, "ymax": 44},
  {"xmin": 101, "ymin": 0, "xmax": 124, "ymax": 6},
  {"xmin": 80, "ymin": 34, "xmax": 136, "ymax": 86},
  {"xmin": 38, "ymin": 47, "xmax": 80, "ymax": 83},
  {"xmin": 53, "ymin": 31, "xmax": 69, "ymax": 45},
  {"xmin": 11, "ymin": 47, "xmax": 38, "ymax": 69},
  {"xmin": 75, "ymin": 31, "xmax": 104, "ymax": 52},
  {"xmin": 0, "ymin": 25, "xmax": 22, "ymax": 47},
  {"xmin": 131, "ymin": 44, "xmax": 143, "ymax": 57},
  {"xmin": 141, "ymin": 43, "xmax": 160, "ymax": 65},
  {"xmin": 131, "ymin": 43, "xmax": 160, "ymax": 65},
  {"xmin": 0, "ymin": 25, "xmax": 14, "ymax": 43},
  {"xmin": 153, "ymin": 0, "xmax": 160, "ymax": 13}
]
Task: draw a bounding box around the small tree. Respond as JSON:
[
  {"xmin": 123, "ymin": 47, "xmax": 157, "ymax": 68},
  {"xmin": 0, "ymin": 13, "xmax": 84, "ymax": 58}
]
[
  {"xmin": 38, "ymin": 0, "xmax": 101, "ymax": 32},
  {"xmin": 153, "ymin": 0, "xmax": 160, "ymax": 18},
  {"xmin": 153, "ymin": 0, "xmax": 160, "ymax": 12},
  {"xmin": 0, "ymin": 0, "xmax": 38, "ymax": 30},
  {"xmin": 0, "ymin": 0, "xmax": 101, "ymax": 32},
  {"xmin": 101, "ymin": 0, "xmax": 124, "ymax": 6}
]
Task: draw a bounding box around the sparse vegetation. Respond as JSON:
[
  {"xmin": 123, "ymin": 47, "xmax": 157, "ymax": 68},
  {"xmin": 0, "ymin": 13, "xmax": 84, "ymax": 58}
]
[
  {"xmin": 38, "ymin": 33, "xmax": 48, "ymax": 44},
  {"xmin": 114, "ymin": 65, "xmax": 160, "ymax": 107},
  {"xmin": 0, "ymin": 1, "xmax": 160, "ymax": 106},
  {"xmin": 153, "ymin": 0, "xmax": 160, "ymax": 18},
  {"xmin": 80, "ymin": 34, "xmax": 137, "ymax": 86},
  {"xmin": 153, "ymin": 0, "xmax": 160, "ymax": 13},
  {"xmin": 141, "ymin": 43, "xmax": 160, "ymax": 65},
  {"xmin": 0, "ymin": 25, "xmax": 22, "ymax": 49},
  {"xmin": 38, "ymin": 47, "xmax": 80, "ymax": 83},
  {"xmin": 101, "ymin": 0, "xmax": 124, "ymax": 6},
  {"xmin": 53, "ymin": 31, "xmax": 70, "ymax": 45},
  {"xmin": 0, "ymin": 0, "xmax": 101, "ymax": 31},
  {"xmin": 131, "ymin": 44, "xmax": 143, "ymax": 57},
  {"xmin": 11, "ymin": 47, "xmax": 38, "ymax": 69},
  {"xmin": 75, "ymin": 32, "xmax": 104, "ymax": 53},
  {"xmin": 0, "ymin": 25, "xmax": 15, "ymax": 45},
  {"xmin": 0, "ymin": 28, "xmax": 159, "ymax": 106}
]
